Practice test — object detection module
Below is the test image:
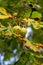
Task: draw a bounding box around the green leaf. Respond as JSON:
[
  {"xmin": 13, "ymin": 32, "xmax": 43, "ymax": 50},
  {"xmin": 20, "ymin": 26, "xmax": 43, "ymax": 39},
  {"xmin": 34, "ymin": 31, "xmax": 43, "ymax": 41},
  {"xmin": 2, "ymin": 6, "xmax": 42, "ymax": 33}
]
[
  {"xmin": 24, "ymin": 8, "xmax": 32, "ymax": 18},
  {"xmin": 40, "ymin": 22, "xmax": 43, "ymax": 28},
  {"xmin": 20, "ymin": 8, "xmax": 32, "ymax": 18},
  {"xmin": 0, "ymin": 39, "xmax": 8, "ymax": 51},
  {"xmin": 32, "ymin": 11, "xmax": 42, "ymax": 18},
  {"xmin": 4, "ymin": 51, "xmax": 13, "ymax": 60}
]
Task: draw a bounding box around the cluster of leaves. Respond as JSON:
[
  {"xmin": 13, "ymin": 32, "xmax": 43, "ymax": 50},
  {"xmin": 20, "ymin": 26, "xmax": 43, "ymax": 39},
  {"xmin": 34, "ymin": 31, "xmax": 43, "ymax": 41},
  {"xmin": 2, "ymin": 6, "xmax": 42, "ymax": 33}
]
[{"xmin": 0, "ymin": 0, "xmax": 43, "ymax": 65}]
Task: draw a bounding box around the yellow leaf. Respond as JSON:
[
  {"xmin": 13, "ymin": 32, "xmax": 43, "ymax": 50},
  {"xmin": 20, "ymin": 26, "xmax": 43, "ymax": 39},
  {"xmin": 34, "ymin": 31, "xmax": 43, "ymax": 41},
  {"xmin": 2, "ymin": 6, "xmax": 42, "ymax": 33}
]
[
  {"xmin": 33, "ymin": 43, "xmax": 43, "ymax": 48},
  {"xmin": 13, "ymin": 26, "xmax": 27, "ymax": 36},
  {"xmin": 40, "ymin": 22, "xmax": 43, "ymax": 28},
  {"xmin": 24, "ymin": 39, "xmax": 39, "ymax": 52},
  {"xmin": 0, "ymin": 7, "xmax": 12, "ymax": 19},
  {"xmin": 32, "ymin": 21, "xmax": 40, "ymax": 29},
  {"xmin": 0, "ymin": 15, "xmax": 10, "ymax": 19},
  {"xmin": 22, "ymin": 18, "xmax": 42, "ymax": 29},
  {"xmin": 0, "ymin": 7, "xmax": 8, "ymax": 15}
]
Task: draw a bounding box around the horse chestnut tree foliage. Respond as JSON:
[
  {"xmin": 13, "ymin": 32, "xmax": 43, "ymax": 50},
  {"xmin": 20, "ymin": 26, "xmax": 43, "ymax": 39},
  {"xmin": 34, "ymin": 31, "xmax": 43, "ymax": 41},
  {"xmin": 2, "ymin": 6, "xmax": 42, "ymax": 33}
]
[{"xmin": 0, "ymin": 0, "xmax": 43, "ymax": 65}]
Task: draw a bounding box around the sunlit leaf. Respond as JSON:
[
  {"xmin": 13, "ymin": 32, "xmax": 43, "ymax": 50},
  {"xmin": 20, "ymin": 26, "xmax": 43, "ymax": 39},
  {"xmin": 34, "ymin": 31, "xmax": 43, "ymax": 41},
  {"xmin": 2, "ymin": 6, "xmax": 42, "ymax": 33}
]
[
  {"xmin": 0, "ymin": 13, "xmax": 12, "ymax": 19},
  {"xmin": 0, "ymin": 15, "xmax": 10, "ymax": 19},
  {"xmin": 0, "ymin": 7, "xmax": 8, "ymax": 15},
  {"xmin": 33, "ymin": 43, "xmax": 43, "ymax": 48},
  {"xmin": 32, "ymin": 21, "xmax": 40, "ymax": 29},
  {"xmin": 24, "ymin": 39, "xmax": 39, "ymax": 52},
  {"xmin": 13, "ymin": 26, "xmax": 27, "ymax": 36},
  {"xmin": 0, "ymin": 7, "xmax": 12, "ymax": 19},
  {"xmin": 23, "ymin": 18, "xmax": 43, "ymax": 29},
  {"xmin": 40, "ymin": 22, "xmax": 43, "ymax": 28},
  {"xmin": 32, "ymin": 11, "xmax": 42, "ymax": 18}
]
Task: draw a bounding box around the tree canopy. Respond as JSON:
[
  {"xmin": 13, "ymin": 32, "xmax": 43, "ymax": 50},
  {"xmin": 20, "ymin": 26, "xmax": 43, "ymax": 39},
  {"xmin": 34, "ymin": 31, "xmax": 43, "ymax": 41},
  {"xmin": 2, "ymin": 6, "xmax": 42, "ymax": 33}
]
[{"xmin": 0, "ymin": 0, "xmax": 43, "ymax": 65}]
